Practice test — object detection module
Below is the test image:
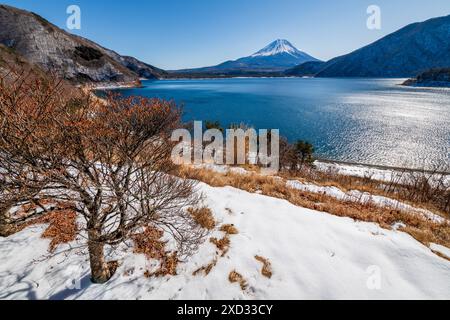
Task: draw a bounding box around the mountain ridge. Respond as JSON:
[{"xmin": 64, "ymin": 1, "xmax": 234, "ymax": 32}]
[
  {"xmin": 313, "ymin": 14, "xmax": 450, "ymax": 78},
  {"xmin": 0, "ymin": 4, "xmax": 164, "ymax": 85}
]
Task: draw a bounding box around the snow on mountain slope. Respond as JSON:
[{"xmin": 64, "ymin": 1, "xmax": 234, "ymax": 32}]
[
  {"xmin": 0, "ymin": 182, "xmax": 449, "ymax": 300},
  {"xmin": 251, "ymin": 39, "xmax": 308, "ymax": 58}
]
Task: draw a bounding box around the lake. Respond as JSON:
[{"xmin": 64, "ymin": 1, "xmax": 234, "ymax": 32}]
[{"xmin": 110, "ymin": 78, "xmax": 450, "ymax": 170}]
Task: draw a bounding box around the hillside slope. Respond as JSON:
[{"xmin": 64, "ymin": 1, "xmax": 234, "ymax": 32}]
[
  {"xmin": 285, "ymin": 61, "xmax": 326, "ymax": 76},
  {"xmin": 0, "ymin": 182, "xmax": 449, "ymax": 300},
  {"xmin": 403, "ymin": 68, "xmax": 450, "ymax": 87},
  {"xmin": 316, "ymin": 15, "xmax": 450, "ymax": 77},
  {"xmin": 0, "ymin": 5, "xmax": 163, "ymax": 85}
]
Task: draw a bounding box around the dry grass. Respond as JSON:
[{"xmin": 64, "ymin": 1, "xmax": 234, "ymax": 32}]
[
  {"xmin": 123, "ymin": 267, "xmax": 135, "ymax": 277},
  {"xmin": 178, "ymin": 166, "xmax": 450, "ymax": 248},
  {"xmin": 148, "ymin": 252, "xmax": 179, "ymax": 277},
  {"xmin": 430, "ymin": 250, "xmax": 450, "ymax": 262},
  {"xmin": 133, "ymin": 226, "xmax": 179, "ymax": 277},
  {"xmin": 20, "ymin": 201, "xmax": 79, "ymax": 252},
  {"xmin": 38, "ymin": 209, "xmax": 78, "ymax": 252},
  {"xmin": 280, "ymin": 166, "xmax": 449, "ymax": 219},
  {"xmin": 188, "ymin": 207, "xmax": 216, "ymax": 230},
  {"xmin": 193, "ymin": 222, "xmax": 240, "ymax": 277},
  {"xmin": 228, "ymin": 270, "xmax": 248, "ymax": 291},
  {"xmin": 255, "ymin": 255, "xmax": 273, "ymax": 278},
  {"xmin": 210, "ymin": 236, "xmax": 231, "ymax": 257},
  {"xmin": 209, "ymin": 224, "xmax": 239, "ymax": 257},
  {"xmin": 220, "ymin": 224, "xmax": 239, "ymax": 235},
  {"xmin": 193, "ymin": 257, "xmax": 218, "ymax": 276},
  {"xmin": 132, "ymin": 226, "xmax": 166, "ymax": 260}
]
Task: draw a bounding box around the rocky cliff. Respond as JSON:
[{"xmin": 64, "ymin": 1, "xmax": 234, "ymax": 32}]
[{"xmin": 0, "ymin": 5, "xmax": 164, "ymax": 85}]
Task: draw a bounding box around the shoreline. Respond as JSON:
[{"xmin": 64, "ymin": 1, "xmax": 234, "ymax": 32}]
[
  {"xmin": 93, "ymin": 80, "xmax": 449, "ymax": 175},
  {"xmin": 315, "ymin": 158, "xmax": 450, "ymax": 175}
]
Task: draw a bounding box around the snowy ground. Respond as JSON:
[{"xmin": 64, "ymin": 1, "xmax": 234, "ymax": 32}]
[
  {"xmin": 193, "ymin": 163, "xmax": 447, "ymax": 223},
  {"xmin": 286, "ymin": 180, "xmax": 446, "ymax": 223},
  {"xmin": 0, "ymin": 182, "xmax": 449, "ymax": 300},
  {"xmin": 315, "ymin": 161, "xmax": 450, "ymax": 186}
]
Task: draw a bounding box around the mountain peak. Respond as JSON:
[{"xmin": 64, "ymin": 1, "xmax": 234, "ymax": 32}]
[
  {"xmin": 252, "ymin": 39, "xmax": 301, "ymax": 57},
  {"xmin": 176, "ymin": 39, "xmax": 319, "ymax": 73}
]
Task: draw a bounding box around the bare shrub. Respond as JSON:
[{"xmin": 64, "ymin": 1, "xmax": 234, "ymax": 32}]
[
  {"xmin": 0, "ymin": 70, "xmax": 206, "ymax": 283},
  {"xmin": 398, "ymin": 169, "xmax": 450, "ymax": 214},
  {"xmin": 279, "ymin": 137, "xmax": 315, "ymax": 173}
]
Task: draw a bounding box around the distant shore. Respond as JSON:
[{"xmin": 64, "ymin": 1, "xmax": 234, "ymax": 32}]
[{"xmin": 315, "ymin": 158, "xmax": 450, "ymax": 176}]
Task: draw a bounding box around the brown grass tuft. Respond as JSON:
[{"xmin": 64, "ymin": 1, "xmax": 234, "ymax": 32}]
[
  {"xmin": 255, "ymin": 255, "xmax": 273, "ymax": 278},
  {"xmin": 210, "ymin": 236, "xmax": 231, "ymax": 256},
  {"xmin": 40, "ymin": 210, "xmax": 78, "ymax": 252},
  {"xmin": 23, "ymin": 203, "xmax": 78, "ymax": 252},
  {"xmin": 151, "ymin": 252, "xmax": 179, "ymax": 277},
  {"xmin": 193, "ymin": 257, "xmax": 218, "ymax": 276},
  {"xmin": 430, "ymin": 249, "xmax": 450, "ymax": 262},
  {"xmin": 133, "ymin": 226, "xmax": 179, "ymax": 278},
  {"xmin": 132, "ymin": 226, "xmax": 166, "ymax": 260},
  {"xmin": 145, "ymin": 252, "xmax": 179, "ymax": 278},
  {"xmin": 220, "ymin": 224, "xmax": 239, "ymax": 235},
  {"xmin": 188, "ymin": 207, "xmax": 216, "ymax": 230},
  {"xmin": 228, "ymin": 270, "xmax": 248, "ymax": 291}
]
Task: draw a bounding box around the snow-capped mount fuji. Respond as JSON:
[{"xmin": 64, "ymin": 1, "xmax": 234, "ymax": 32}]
[
  {"xmin": 251, "ymin": 39, "xmax": 312, "ymax": 59},
  {"xmin": 175, "ymin": 39, "xmax": 320, "ymax": 75}
]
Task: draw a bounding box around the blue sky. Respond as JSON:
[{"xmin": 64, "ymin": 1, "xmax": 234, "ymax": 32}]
[{"xmin": 2, "ymin": 0, "xmax": 449, "ymax": 69}]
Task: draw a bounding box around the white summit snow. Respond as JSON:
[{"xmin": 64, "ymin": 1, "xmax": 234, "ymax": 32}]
[{"xmin": 251, "ymin": 39, "xmax": 306, "ymax": 58}]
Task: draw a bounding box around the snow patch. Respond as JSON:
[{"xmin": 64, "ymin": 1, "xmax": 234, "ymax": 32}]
[
  {"xmin": 430, "ymin": 243, "xmax": 450, "ymax": 259},
  {"xmin": 286, "ymin": 180, "xmax": 445, "ymax": 223},
  {"xmin": 0, "ymin": 183, "xmax": 449, "ymax": 300}
]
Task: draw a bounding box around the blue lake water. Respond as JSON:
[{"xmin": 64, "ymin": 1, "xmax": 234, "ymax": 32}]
[{"xmin": 110, "ymin": 78, "xmax": 450, "ymax": 170}]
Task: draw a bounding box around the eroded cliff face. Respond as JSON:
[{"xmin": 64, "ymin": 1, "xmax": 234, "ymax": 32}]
[{"xmin": 0, "ymin": 5, "xmax": 163, "ymax": 85}]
